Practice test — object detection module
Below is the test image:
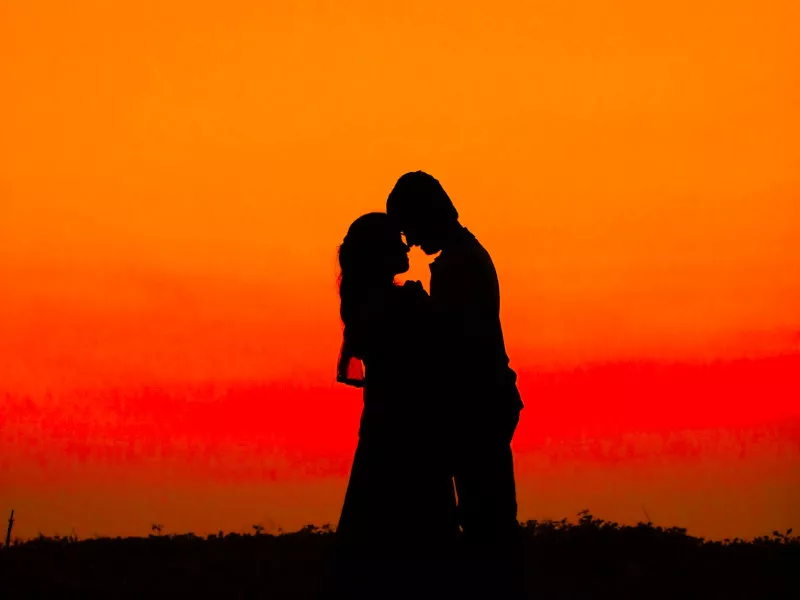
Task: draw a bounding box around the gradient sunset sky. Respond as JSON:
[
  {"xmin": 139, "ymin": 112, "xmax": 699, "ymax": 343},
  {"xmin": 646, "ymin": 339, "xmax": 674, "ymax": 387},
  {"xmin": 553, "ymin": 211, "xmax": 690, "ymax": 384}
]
[{"xmin": 1, "ymin": 0, "xmax": 798, "ymax": 541}]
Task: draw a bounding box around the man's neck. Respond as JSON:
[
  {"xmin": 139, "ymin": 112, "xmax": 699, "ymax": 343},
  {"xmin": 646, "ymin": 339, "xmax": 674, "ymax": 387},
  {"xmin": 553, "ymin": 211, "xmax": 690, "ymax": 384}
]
[{"xmin": 438, "ymin": 221, "xmax": 466, "ymax": 254}]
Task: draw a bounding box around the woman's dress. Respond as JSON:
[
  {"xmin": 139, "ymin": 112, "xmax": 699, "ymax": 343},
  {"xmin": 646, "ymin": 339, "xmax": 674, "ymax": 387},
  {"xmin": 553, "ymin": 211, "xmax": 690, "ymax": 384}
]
[{"xmin": 333, "ymin": 281, "xmax": 458, "ymax": 597}]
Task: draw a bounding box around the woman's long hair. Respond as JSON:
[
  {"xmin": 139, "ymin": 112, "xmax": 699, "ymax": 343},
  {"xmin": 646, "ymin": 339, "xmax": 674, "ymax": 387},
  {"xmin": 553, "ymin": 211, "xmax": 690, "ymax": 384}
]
[
  {"xmin": 338, "ymin": 212, "xmax": 397, "ymax": 326},
  {"xmin": 336, "ymin": 213, "xmax": 397, "ymax": 382}
]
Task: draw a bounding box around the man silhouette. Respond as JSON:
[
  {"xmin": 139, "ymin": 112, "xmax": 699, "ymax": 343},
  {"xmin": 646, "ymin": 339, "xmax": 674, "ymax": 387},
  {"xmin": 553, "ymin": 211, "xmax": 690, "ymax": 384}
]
[{"xmin": 387, "ymin": 171, "xmax": 524, "ymax": 598}]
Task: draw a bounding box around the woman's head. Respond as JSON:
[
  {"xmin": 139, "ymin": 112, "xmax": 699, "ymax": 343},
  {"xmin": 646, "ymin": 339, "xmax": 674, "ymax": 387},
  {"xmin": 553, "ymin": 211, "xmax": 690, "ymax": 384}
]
[
  {"xmin": 338, "ymin": 212, "xmax": 410, "ymax": 284},
  {"xmin": 338, "ymin": 213, "xmax": 409, "ymax": 329}
]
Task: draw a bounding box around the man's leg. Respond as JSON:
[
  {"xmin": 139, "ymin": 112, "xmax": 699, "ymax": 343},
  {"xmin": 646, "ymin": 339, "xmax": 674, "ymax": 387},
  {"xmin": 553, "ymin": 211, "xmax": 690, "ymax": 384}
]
[{"xmin": 454, "ymin": 416, "xmax": 523, "ymax": 598}]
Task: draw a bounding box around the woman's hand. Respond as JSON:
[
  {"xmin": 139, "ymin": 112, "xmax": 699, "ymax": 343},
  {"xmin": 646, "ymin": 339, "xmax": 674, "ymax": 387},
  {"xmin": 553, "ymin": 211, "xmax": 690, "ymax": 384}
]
[{"xmin": 402, "ymin": 280, "xmax": 427, "ymax": 295}]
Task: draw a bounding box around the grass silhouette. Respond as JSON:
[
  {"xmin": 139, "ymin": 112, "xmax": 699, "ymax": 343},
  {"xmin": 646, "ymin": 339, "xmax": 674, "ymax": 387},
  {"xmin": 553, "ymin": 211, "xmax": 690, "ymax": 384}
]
[{"xmin": 0, "ymin": 512, "xmax": 796, "ymax": 599}]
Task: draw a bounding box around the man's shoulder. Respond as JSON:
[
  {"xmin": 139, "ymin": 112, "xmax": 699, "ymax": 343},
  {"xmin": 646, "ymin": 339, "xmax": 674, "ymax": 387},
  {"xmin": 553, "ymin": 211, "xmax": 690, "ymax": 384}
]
[
  {"xmin": 455, "ymin": 228, "xmax": 496, "ymax": 275},
  {"xmin": 430, "ymin": 230, "xmax": 498, "ymax": 295}
]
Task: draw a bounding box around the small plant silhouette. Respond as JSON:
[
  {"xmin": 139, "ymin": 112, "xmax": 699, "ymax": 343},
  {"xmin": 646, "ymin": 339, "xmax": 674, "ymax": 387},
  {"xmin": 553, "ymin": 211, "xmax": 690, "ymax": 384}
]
[
  {"xmin": 4, "ymin": 509, "xmax": 14, "ymax": 549},
  {"xmin": 151, "ymin": 524, "xmax": 163, "ymax": 536}
]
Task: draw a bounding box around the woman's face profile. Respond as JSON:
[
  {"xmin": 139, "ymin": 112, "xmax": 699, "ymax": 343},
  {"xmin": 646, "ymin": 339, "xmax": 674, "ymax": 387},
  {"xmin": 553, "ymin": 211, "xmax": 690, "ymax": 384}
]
[{"xmin": 386, "ymin": 231, "xmax": 410, "ymax": 276}]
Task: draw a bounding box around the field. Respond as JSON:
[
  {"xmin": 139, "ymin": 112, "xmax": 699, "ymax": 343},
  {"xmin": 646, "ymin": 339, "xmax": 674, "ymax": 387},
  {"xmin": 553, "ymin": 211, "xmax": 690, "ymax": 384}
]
[{"xmin": 1, "ymin": 512, "xmax": 797, "ymax": 599}]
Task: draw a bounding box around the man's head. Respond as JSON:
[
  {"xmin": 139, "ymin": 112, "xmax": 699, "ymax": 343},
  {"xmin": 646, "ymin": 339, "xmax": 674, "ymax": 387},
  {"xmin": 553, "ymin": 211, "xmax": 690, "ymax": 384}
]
[{"xmin": 386, "ymin": 171, "xmax": 459, "ymax": 255}]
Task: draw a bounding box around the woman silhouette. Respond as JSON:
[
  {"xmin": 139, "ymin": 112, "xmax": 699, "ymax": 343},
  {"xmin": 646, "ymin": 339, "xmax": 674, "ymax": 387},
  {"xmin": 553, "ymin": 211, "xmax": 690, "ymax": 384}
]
[{"xmin": 331, "ymin": 212, "xmax": 458, "ymax": 599}]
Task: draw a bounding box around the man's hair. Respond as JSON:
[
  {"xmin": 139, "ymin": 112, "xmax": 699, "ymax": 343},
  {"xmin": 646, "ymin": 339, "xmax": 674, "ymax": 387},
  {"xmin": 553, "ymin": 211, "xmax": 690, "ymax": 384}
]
[{"xmin": 386, "ymin": 171, "xmax": 458, "ymax": 225}]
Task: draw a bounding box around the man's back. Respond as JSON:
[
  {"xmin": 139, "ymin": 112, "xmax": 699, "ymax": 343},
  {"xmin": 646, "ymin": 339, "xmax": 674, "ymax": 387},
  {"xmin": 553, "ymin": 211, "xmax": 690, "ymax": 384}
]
[{"xmin": 429, "ymin": 226, "xmax": 523, "ymax": 423}]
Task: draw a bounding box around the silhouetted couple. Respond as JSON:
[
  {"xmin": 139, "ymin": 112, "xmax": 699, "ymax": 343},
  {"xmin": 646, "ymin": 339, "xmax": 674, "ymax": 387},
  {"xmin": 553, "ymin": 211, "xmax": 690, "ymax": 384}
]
[{"xmin": 330, "ymin": 172, "xmax": 524, "ymax": 599}]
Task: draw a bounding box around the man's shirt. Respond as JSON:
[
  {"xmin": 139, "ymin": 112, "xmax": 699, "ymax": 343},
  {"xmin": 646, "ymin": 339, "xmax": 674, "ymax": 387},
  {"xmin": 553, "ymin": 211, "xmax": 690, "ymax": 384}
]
[{"xmin": 429, "ymin": 226, "xmax": 523, "ymax": 419}]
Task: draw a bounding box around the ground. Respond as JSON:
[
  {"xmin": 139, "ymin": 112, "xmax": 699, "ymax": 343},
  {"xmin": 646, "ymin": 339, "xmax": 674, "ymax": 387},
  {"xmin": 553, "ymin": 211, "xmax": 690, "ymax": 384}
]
[{"xmin": 1, "ymin": 513, "xmax": 796, "ymax": 599}]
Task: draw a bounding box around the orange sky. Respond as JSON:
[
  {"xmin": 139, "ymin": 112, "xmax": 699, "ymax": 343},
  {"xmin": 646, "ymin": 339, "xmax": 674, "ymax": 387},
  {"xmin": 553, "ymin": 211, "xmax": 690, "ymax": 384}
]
[{"xmin": 1, "ymin": 0, "xmax": 799, "ymax": 540}]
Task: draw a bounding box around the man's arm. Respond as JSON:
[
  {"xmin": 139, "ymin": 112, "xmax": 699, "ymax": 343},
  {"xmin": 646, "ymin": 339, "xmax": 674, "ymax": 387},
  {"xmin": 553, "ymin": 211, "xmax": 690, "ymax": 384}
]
[{"xmin": 433, "ymin": 259, "xmax": 498, "ymax": 381}]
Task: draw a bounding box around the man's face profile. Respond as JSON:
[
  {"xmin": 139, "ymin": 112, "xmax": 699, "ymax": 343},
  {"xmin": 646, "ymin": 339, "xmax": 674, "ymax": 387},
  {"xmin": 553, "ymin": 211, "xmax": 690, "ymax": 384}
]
[{"xmin": 400, "ymin": 219, "xmax": 441, "ymax": 255}]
